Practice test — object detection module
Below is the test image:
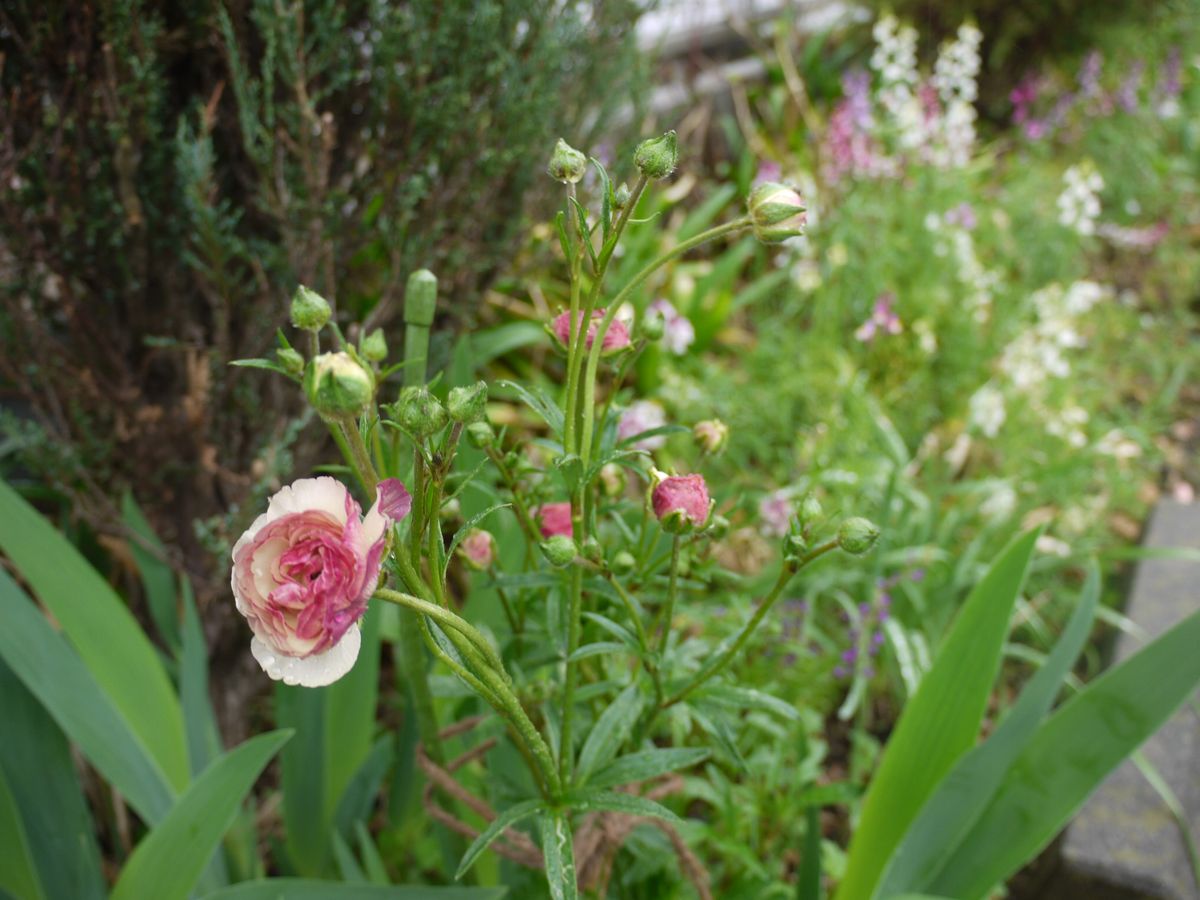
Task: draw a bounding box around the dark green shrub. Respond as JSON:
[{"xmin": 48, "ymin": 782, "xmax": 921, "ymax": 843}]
[{"xmin": 0, "ymin": 0, "xmax": 645, "ymax": 589}]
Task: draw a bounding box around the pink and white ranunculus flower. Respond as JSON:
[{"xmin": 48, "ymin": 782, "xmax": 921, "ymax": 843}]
[{"xmin": 232, "ymin": 476, "xmax": 410, "ymax": 687}]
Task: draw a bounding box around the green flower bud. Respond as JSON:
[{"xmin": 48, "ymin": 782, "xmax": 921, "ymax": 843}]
[
  {"xmin": 705, "ymin": 513, "xmax": 730, "ymax": 540},
  {"xmin": 540, "ymin": 534, "xmax": 578, "ymax": 568},
  {"xmin": 613, "ymin": 182, "xmax": 632, "ymax": 210},
  {"xmin": 747, "ymin": 182, "xmax": 808, "ymax": 243},
  {"xmin": 693, "ymin": 419, "xmax": 729, "ymax": 455},
  {"xmin": 466, "ymin": 421, "xmax": 496, "ymax": 449},
  {"xmin": 639, "ymin": 312, "xmax": 665, "ymax": 342},
  {"xmin": 837, "ymin": 517, "xmax": 880, "ymax": 555},
  {"xmin": 276, "ymin": 347, "xmax": 305, "ymax": 377},
  {"xmin": 547, "ymin": 138, "xmax": 587, "ymax": 184},
  {"xmin": 634, "ymin": 130, "xmax": 678, "ymax": 180},
  {"xmin": 800, "ymin": 494, "xmax": 823, "ymax": 525},
  {"xmin": 394, "ymin": 386, "xmax": 448, "ymax": 437},
  {"xmin": 360, "ymin": 328, "xmax": 387, "ymax": 362},
  {"xmin": 580, "ymin": 536, "xmax": 602, "ymax": 563},
  {"xmin": 447, "ymin": 381, "xmax": 488, "ymax": 424},
  {"xmin": 305, "ymin": 351, "xmax": 374, "ymax": 417},
  {"xmin": 290, "ymin": 285, "xmax": 331, "ymax": 332},
  {"xmin": 598, "ymin": 462, "xmax": 627, "ymax": 498},
  {"xmin": 611, "ymin": 550, "xmax": 636, "ymax": 576}
]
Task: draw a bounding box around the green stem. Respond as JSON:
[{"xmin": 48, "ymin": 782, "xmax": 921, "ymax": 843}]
[
  {"xmin": 559, "ymin": 563, "xmax": 585, "ymax": 786},
  {"xmin": 339, "ymin": 418, "xmax": 379, "ymax": 502},
  {"xmin": 375, "ymin": 587, "xmax": 561, "ymax": 795},
  {"xmin": 665, "ymin": 540, "xmax": 838, "ymax": 708},
  {"xmin": 656, "ymin": 536, "xmax": 682, "ymax": 655},
  {"xmin": 578, "ymin": 217, "xmax": 751, "ymax": 468}
]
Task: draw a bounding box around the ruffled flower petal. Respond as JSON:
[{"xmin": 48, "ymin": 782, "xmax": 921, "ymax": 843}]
[{"xmin": 250, "ymin": 627, "xmax": 361, "ymax": 688}]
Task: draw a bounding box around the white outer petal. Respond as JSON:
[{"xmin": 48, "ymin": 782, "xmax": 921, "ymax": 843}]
[
  {"xmin": 250, "ymin": 627, "xmax": 361, "ymax": 688},
  {"xmin": 232, "ymin": 477, "xmax": 351, "ymax": 560}
]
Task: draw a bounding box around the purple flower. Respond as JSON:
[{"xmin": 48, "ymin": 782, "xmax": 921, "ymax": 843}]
[
  {"xmin": 855, "ymin": 293, "xmax": 903, "ymax": 342},
  {"xmin": 945, "ymin": 202, "xmax": 977, "ymax": 231},
  {"xmin": 758, "ymin": 489, "xmax": 795, "ymax": 537},
  {"xmin": 1117, "ymin": 61, "xmax": 1145, "ymax": 113},
  {"xmin": 648, "ymin": 299, "xmax": 695, "ymax": 356},
  {"xmin": 1079, "ymin": 51, "xmax": 1103, "ymax": 98},
  {"xmin": 618, "ymin": 400, "xmax": 667, "ymax": 450}
]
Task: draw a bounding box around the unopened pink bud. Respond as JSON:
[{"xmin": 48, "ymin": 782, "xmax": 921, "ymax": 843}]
[
  {"xmin": 550, "ymin": 309, "xmax": 631, "ymax": 355},
  {"xmin": 536, "ymin": 502, "xmax": 574, "ymax": 538},
  {"xmin": 651, "ymin": 474, "xmax": 711, "ymax": 533},
  {"xmin": 457, "ymin": 529, "xmax": 496, "ymax": 571}
]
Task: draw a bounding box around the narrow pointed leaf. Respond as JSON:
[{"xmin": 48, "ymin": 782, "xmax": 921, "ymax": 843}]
[
  {"xmin": 456, "ymin": 798, "xmax": 542, "ymax": 880},
  {"xmin": 575, "ymin": 684, "xmax": 643, "ymax": 783},
  {"xmin": 201, "ymin": 881, "xmax": 506, "ymax": 899},
  {"xmin": 539, "ymin": 809, "xmax": 578, "ymax": 900},
  {"xmin": 835, "ymin": 528, "xmax": 1040, "ymax": 900},
  {"xmin": 111, "ymin": 730, "xmax": 292, "ymax": 900},
  {"xmin": 589, "ymin": 748, "xmax": 710, "ymax": 790},
  {"xmin": 0, "ymin": 480, "xmax": 189, "ymax": 790},
  {"xmin": 0, "ymin": 659, "xmax": 105, "ymax": 900},
  {"xmin": 879, "ymin": 564, "xmax": 1099, "ymax": 895},
  {"xmin": 0, "ymin": 568, "xmax": 176, "ymax": 823},
  {"xmin": 928, "ymin": 606, "xmax": 1200, "ymax": 898},
  {"xmin": 571, "ymin": 790, "xmax": 682, "ymax": 824}
]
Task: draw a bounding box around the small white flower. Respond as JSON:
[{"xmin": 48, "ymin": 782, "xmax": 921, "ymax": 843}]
[{"xmin": 968, "ymin": 384, "xmax": 1007, "ymax": 438}]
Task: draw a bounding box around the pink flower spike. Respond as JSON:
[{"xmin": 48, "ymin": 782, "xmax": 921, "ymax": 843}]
[
  {"xmin": 377, "ymin": 478, "xmax": 412, "ymax": 522},
  {"xmin": 536, "ymin": 502, "xmax": 574, "ymax": 538},
  {"xmin": 231, "ymin": 477, "xmax": 389, "ymax": 687},
  {"xmin": 652, "ymin": 473, "xmax": 711, "ymax": 533}
]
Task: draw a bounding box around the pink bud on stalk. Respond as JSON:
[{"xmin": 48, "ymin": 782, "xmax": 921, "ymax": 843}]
[
  {"xmin": 457, "ymin": 529, "xmax": 497, "ymax": 571},
  {"xmin": 231, "ymin": 477, "xmax": 409, "ymax": 687},
  {"xmin": 550, "ymin": 308, "xmax": 631, "ymax": 356},
  {"xmin": 536, "ymin": 502, "xmax": 574, "ymax": 538},
  {"xmin": 651, "ymin": 472, "xmax": 712, "ymax": 534}
]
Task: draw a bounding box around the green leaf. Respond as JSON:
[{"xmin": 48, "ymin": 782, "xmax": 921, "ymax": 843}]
[
  {"xmin": 228, "ymin": 358, "xmax": 297, "ymax": 378},
  {"xmin": 0, "ymin": 659, "xmax": 105, "ymax": 900},
  {"xmin": 566, "ymin": 641, "xmax": 628, "ymax": 664},
  {"xmin": 456, "ymin": 798, "xmax": 542, "ymax": 880},
  {"xmin": 112, "ymin": 730, "xmax": 292, "ymax": 900},
  {"xmin": 356, "ymin": 821, "xmax": 391, "ymax": 885},
  {"xmin": 571, "ymin": 790, "xmax": 682, "ymax": 824},
  {"xmin": 878, "ymin": 564, "xmax": 1099, "ymax": 896},
  {"xmin": 334, "ymin": 735, "xmax": 395, "ymax": 842},
  {"xmin": 497, "ymin": 380, "xmax": 565, "ymax": 437},
  {"xmin": 0, "ymin": 479, "xmax": 189, "ymax": 790},
  {"xmin": 0, "ymin": 567, "xmax": 176, "ymax": 823},
  {"xmin": 797, "ymin": 806, "xmax": 821, "ymax": 900},
  {"xmin": 201, "ymin": 881, "xmax": 507, "ymax": 899},
  {"xmin": 575, "ymin": 684, "xmax": 643, "ymax": 784},
  {"xmin": 0, "ymin": 765, "xmax": 43, "ymax": 900},
  {"xmin": 927, "ymin": 605, "xmax": 1200, "ymax": 898},
  {"xmin": 325, "ymin": 605, "xmax": 383, "ymax": 826},
  {"xmin": 121, "ymin": 492, "xmax": 181, "ymax": 652},
  {"xmin": 277, "ymin": 685, "xmax": 329, "ymax": 875},
  {"xmin": 468, "ymin": 322, "xmax": 547, "ymax": 368},
  {"xmin": 589, "ymin": 748, "xmax": 710, "ymax": 790},
  {"xmin": 181, "ymin": 584, "xmax": 222, "ymax": 776},
  {"xmin": 539, "ymin": 809, "xmax": 578, "ymax": 900},
  {"xmin": 834, "ymin": 528, "xmax": 1040, "ymax": 900}
]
